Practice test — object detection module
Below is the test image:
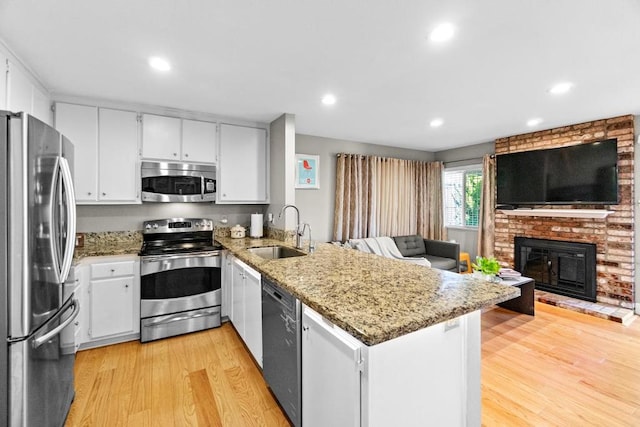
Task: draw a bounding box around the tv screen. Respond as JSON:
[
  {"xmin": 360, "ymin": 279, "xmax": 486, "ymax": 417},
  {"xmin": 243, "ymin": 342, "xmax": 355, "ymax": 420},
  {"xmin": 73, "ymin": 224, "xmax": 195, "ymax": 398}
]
[{"xmin": 496, "ymin": 139, "xmax": 618, "ymax": 206}]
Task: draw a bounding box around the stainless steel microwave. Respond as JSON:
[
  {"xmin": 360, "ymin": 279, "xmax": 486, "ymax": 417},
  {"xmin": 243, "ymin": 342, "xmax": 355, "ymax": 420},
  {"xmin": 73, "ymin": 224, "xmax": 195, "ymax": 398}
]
[{"xmin": 141, "ymin": 161, "xmax": 216, "ymax": 203}]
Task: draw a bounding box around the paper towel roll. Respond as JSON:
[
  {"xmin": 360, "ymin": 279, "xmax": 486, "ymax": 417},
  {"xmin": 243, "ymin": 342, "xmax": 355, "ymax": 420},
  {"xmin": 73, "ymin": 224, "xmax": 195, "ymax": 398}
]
[{"xmin": 250, "ymin": 213, "xmax": 263, "ymax": 238}]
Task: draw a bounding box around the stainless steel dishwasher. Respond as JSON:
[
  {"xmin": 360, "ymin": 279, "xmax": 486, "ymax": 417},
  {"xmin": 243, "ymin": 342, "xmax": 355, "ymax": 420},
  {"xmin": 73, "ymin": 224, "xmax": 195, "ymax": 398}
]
[{"xmin": 261, "ymin": 277, "xmax": 301, "ymax": 427}]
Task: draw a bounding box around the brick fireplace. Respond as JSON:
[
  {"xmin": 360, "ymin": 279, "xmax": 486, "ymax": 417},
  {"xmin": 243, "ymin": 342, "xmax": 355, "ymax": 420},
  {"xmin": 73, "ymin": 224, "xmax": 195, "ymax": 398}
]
[{"xmin": 494, "ymin": 115, "xmax": 635, "ymax": 309}]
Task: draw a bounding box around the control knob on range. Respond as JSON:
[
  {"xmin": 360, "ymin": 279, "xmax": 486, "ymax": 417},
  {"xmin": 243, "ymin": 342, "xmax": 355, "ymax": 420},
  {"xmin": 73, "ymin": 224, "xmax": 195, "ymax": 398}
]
[
  {"xmin": 152, "ymin": 223, "xmax": 159, "ymax": 230},
  {"xmin": 145, "ymin": 224, "xmax": 152, "ymax": 230}
]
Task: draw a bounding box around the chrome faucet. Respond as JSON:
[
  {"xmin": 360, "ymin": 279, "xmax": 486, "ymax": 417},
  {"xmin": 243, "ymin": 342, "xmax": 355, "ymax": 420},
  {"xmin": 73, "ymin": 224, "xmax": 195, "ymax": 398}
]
[
  {"xmin": 300, "ymin": 223, "xmax": 315, "ymax": 253},
  {"xmin": 279, "ymin": 204, "xmax": 302, "ymax": 249}
]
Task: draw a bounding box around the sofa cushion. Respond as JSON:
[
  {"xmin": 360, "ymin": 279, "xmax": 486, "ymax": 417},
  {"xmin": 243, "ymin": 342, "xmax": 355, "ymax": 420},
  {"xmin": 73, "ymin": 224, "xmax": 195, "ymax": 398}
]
[
  {"xmin": 425, "ymin": 255, "xmax": 458, "ymax": 271},
  {"xmin": 393, "ymin": 235, "xmax": 427, "ymax": 257}
]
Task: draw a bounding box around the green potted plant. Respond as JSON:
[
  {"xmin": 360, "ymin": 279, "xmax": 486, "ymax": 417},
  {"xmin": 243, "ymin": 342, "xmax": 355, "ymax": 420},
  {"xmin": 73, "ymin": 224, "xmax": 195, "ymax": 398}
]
[{"xmin": 472, "ymin": 256, "xmax": 501, "ymax": 282}]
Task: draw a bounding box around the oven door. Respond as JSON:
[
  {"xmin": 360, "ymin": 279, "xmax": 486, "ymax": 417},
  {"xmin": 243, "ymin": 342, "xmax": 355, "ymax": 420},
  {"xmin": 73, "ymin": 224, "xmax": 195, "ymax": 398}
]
[{"xmin": 140, "ymin": 252, "xmax": 222, "ymax": 318}]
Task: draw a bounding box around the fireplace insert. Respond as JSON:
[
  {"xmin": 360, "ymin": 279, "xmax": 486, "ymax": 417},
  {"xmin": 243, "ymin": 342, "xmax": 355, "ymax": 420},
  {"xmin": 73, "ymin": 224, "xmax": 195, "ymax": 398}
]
[{"xmin": 514, "ymin": 237, "xmax": 597, "ymax": 302}]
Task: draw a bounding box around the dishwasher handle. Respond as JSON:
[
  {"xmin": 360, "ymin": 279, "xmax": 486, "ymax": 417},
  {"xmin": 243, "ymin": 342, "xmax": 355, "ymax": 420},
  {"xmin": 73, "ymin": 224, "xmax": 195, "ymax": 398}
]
[{"xmin": 262, "ymin": 280, "xmax": 294, "ymax": 312}]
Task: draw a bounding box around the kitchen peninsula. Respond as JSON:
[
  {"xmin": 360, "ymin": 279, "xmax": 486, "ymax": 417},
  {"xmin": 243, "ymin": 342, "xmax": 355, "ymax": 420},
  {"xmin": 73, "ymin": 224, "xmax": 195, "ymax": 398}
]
[{"xmin": 219, "ymin": 236, "xmax": 519, "ymax": 426}]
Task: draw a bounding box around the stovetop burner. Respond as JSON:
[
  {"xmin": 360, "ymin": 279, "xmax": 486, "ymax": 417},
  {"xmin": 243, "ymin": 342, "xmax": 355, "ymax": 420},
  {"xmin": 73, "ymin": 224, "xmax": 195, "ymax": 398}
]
[{"xmin": 139, "ymin": 217, "xmax": 221, "ymax": 257}]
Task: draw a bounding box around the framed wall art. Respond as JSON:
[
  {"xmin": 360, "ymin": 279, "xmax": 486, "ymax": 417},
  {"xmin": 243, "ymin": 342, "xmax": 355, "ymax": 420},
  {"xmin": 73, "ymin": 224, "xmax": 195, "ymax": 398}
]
[{"xmin": 295, "ymin": 154, "xmax": 319, "ymax": 189}]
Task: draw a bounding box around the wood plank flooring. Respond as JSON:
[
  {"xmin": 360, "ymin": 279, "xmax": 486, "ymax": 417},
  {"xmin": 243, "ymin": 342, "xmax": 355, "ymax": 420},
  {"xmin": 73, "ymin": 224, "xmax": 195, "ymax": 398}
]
[
  {"xmin": 65, "ymin": 323, "xmax": 290, "ymax": 426},
  {"xmin": 482, "ymin": 303, "xmax": 640, "ymax": 426},
  {"xmin": 66, "ymin": 303, "xmax": 640, "ymax": 426}
]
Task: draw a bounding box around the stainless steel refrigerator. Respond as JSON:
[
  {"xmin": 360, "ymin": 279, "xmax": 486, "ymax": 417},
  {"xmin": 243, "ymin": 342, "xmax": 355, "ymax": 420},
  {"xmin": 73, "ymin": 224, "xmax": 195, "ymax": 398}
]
[{"xmin": 1, "ymin": 111, "xmax": 79, "ymax": 426}]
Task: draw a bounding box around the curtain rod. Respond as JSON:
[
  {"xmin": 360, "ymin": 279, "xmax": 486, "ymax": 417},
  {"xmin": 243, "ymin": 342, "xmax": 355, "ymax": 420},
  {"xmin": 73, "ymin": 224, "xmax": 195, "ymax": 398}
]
[{"xmin": 443, "ymin": 155, "xmax": 494, "ymax": 167}]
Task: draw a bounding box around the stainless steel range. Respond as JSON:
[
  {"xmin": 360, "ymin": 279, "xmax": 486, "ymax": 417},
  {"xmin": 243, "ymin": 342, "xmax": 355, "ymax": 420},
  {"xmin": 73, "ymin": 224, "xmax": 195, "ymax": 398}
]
[{"xmin": 139, "ymin": 218, "xmax": 223, "ymax": 342}]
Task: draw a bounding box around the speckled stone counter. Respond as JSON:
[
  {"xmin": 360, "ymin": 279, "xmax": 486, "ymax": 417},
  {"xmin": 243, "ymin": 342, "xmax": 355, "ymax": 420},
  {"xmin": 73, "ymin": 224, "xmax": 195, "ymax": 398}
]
[
  {"xmin": 73, "ymin": 231, "xmax": 142, "ymax": 261},
  {"xmin": 217, "ymin": 237, "xmax": 520, "ymax": 346}
]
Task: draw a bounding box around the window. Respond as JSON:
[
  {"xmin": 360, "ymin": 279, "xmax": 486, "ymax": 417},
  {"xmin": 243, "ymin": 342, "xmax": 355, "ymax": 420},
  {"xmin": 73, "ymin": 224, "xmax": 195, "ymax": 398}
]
[{"xmin": 444, "ymin": 167, "xmax": 482, "ymax": 228}]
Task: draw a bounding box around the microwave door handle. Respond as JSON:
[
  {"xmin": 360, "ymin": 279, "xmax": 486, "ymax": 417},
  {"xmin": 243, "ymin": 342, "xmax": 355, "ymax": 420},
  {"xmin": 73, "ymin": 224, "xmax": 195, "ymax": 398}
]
[
  {"xmin": 58, "ymin": 157, "xmax": 77, "ymax": 284},
  {"xmin": 201, "ymin": 175, "xmax": 205, "ymax": 200}
]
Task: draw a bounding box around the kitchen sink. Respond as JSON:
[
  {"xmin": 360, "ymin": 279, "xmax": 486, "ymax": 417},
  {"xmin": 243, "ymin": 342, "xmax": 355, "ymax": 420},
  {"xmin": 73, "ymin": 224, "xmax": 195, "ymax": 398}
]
[{"xmin": 247, "ymin": 245, "xmax": 307, "ymax": 260}]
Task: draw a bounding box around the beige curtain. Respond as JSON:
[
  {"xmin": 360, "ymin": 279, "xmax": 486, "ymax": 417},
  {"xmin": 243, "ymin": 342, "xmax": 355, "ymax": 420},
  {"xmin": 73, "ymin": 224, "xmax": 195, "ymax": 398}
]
[
  {"xmin": 477, "ymin": 154, "xmax": 496, "ymax": 257},
  {"xmin": 417, "ymin": 161, "xmax": 446, "ymax": 240},
  {"xmin": 333, "ymin": 154, "xmax": 372, "ymax": 241},
  {"xmin": 333, "ymin": 154, "xmax": 445, "ymax": 241}
]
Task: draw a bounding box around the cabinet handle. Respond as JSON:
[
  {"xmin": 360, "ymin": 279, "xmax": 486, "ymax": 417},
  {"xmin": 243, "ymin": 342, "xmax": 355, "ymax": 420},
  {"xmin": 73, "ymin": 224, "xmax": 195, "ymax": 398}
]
[
  {"xmin": 185, "ymin": 153, "xmax": 189, "ymax": 157},
  {"xmin": 173, "ymin": 153, "xmax": 177, "ymax": 156},
  {"xmin": 125, "ymin": 284, "xmax": 129, "ymax": 288},
  {"xmin": 110, "ymin": 269, "xmax": 115, "ymax": 272},
  {"xmin": 302, "ymin": 325, "xmax": 309, "ymax": 331},
  {"xmin": 87, "ymin": 192, "xmax": 92, "ymax": 195},
  {"xmin": 102, "ymin": 192, "xmax": 106, "ymax": 196}
]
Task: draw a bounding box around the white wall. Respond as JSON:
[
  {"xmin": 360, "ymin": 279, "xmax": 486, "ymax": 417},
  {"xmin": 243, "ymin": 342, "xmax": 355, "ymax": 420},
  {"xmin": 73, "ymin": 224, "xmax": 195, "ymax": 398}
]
[
  {"xmin": 295, "ymin": 134, "xmax": 434, "ymax": 243},
  {"xmin": 268, "ymin": 113, "xmax": 296, "ymax": 230}
]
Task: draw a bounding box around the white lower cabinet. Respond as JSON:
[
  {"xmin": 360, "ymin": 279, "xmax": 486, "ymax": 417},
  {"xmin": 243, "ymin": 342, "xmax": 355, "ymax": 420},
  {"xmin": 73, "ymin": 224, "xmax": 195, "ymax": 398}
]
[
  {"xmin": 302, "ymin": 305, "xmax": 481, "ymax": 427},
  {"xmin": 76, "ymin": 256, "xmax": 140, "ymax": 349},
  {"xmin": 231, "ymin": 257, "xmax": 262, "ymax": 367},
  {"xmin": 302, "ymin": 306, "xmax": 362, "ymax": 427}
]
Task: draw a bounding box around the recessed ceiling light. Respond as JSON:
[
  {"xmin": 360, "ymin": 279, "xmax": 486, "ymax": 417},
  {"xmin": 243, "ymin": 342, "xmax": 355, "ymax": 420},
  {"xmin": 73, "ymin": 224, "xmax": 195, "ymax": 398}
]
[
  {"xmin": 527, "ymin": 118, "xmax": 543, "ymax": 127},
  {"xmin": 430, "ymin": 118, "xmax": 444, "ymax": 128},
  {"xmin": 429, "ymin": 23, "xmax": 456, "ymax": 42},
  {"xmin": 322, "ymin": 94, "xmax": 337, "ymax": 105},
  {"xmin": 548, "ymin": 82, "xmax": 574, "ymax": 95},
  {"xmin": 149, "ymin": 56, "xmax": 171, "ymax": 72}
]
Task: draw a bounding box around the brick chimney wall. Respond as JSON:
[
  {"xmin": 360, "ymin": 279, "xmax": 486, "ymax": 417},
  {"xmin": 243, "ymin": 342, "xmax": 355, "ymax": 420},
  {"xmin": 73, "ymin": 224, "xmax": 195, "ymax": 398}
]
[{"xmin": 494, "ymin": 115, "xmax": 635, "ymax": 308}]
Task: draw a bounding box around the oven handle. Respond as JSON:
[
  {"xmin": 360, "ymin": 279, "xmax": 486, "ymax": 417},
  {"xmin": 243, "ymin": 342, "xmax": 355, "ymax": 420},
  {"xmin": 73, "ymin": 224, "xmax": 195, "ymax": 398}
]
[
  {"xmin": 141, "ymin": 252, "xmax": 221, "ymax": 276},
  {"xmin": 142, "ymin": 251, "xmax": 221, "ymax": 263},
  {"xmin": 145, "ymin": 309, "xmax": 220, "ymax": 327},
  {"xmin": 201, "ymin": 175, "xmax": 205, "ymax": 200}
]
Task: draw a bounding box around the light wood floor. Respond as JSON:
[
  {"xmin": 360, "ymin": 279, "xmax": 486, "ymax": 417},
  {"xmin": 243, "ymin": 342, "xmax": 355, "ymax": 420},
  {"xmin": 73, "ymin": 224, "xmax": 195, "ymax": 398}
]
[
  {"xmin": 482, "ymin": 303, "xmax": 640, "ymax": 426},
  {"xmin": 66, "ymin": 303, "xmax": 640, "ymax": 426},
  {"xmin": 65, "ymin": 323, "xmax": 290, "ymax": 426}
]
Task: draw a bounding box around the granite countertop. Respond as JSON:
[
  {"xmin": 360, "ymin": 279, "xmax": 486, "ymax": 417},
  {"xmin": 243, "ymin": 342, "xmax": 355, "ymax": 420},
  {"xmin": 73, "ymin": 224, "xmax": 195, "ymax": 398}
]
[
  {"xmin": 217, "ymin": 236, "xmax": 520, "ymax": 346},
  {"xmin": 73, "ymin": 231, "xmax": 142, "ymax": 262}
]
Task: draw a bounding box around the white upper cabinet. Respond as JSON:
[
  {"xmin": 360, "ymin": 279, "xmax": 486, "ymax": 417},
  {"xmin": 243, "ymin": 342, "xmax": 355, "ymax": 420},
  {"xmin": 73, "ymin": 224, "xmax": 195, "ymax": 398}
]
[
  {"xmin": 6, "ymin": 61, "xmax": 32, "ymax": 115},
  {"xmin": 55, "ymin": 103, "xmax": 99, "ymax": 202},
  {"xmin": 98, "ymin": 108, "xmax": 139, "ymax": 202},
  {"xmin": 218, "ymin": 123, "xmax": 268, "ymax": 204},
  {"xmin": 6, "ymin": 60, "xmax": 52, "ymax": 125},
  {"xmin": 142, "ymin": 114, "xmax": 216, "ymax": 164},
  {"xmin": 0, "ymin": 54, "xmax": 7, "ymax": 110},
  {"xmin": 182, "ymin": 119, "xmax": 217, "ymax": 163},
  {"xmin": 55, "ymin": 102, "xmax": 140, "ymax": 204},
  {"xmin": 141, "ymin": 114, "xmax": 181, "ymax": 160}
]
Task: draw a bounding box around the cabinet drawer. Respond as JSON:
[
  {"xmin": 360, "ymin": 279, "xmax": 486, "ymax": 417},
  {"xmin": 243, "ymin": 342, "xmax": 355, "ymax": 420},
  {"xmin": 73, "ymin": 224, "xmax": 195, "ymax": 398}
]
[{"xmin": 90, "ymin": 261, "xmax": 136, "ymax": 279}]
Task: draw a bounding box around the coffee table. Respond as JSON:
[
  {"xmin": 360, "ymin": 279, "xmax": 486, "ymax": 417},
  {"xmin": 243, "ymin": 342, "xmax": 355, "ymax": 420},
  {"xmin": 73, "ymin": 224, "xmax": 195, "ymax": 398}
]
[{"xmin": 497, "ymin": 276, "xmax": 535, "ymax": 315}]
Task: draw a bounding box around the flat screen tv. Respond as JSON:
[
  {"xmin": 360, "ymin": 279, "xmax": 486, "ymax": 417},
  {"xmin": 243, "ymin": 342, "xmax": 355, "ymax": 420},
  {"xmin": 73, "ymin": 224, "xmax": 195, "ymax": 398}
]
[{"xmin": 496, "ymin": 139, "xmax": 618, "ymax": 206}]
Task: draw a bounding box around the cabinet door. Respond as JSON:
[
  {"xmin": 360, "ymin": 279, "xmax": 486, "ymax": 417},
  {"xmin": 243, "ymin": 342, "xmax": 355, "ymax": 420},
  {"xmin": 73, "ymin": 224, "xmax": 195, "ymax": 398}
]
[
  {"xmin": 141, "ymin": 114, "xmax": 181, "ymax": 160},
  {"xmin": 302, "ymin": 306, "xmax": 361, "ymax": 427},
  {"xmin": 231, "ymin": 258, "xmax": 246, "ymax": 336},
  {"xmin": 98, "ymin": 108, "xmax": 139, "ymax": 202},
  {"xmin": 182, "ymin": 119, "xmax": 216, "ymax": 163},
  {"xmin": 89, "ymin": 277, "xmax": 135, "ymax": 339},
  {"xmin": 243, "ymin": 265, "xmax": 262, "ymax": 367},
  {"xmin": 218, "ymin": 124, "xmax": 268, "ymax": 203},
  {"xmin": 6, "ymin": 61, "xmax": 33, "ymax": 115},
  {"xmin": 0, "ymin": 52, "xmax": 6, "ymax": 110},
  {"xmin": 55, "ymin": 103, "xmax": 99, "ymax": 202},
  {"xmin": 32, "ymin": 85, "xmax": 52, "ymax": 125}
]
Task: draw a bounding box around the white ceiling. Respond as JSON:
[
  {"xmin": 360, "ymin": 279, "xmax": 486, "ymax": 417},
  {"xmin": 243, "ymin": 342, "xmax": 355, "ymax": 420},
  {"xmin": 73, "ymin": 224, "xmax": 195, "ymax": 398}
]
[{"xmin": 1, "ymin": 0, "xmax": 639, "ymax": 151}]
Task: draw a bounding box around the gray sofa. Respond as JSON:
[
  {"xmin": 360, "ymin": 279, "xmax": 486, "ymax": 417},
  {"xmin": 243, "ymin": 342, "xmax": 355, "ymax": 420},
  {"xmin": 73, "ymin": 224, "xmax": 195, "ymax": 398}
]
[{"xmin": 393, "ymin": 235, "xmax": 460, "ymax": 272}]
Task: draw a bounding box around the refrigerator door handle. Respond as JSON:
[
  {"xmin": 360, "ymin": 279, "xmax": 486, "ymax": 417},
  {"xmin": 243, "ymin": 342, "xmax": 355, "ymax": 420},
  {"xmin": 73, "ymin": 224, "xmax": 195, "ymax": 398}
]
[
  {"xmin": 33, "ymin": 298, "xmax": 80, "ymax": 349},
  {"xmin": 49, "ymin": 156, "xmax": 63, "ymax": 284},
  {"xmin": 58, "ymin": 157, "xmax": 76, "ymax": 284}
]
